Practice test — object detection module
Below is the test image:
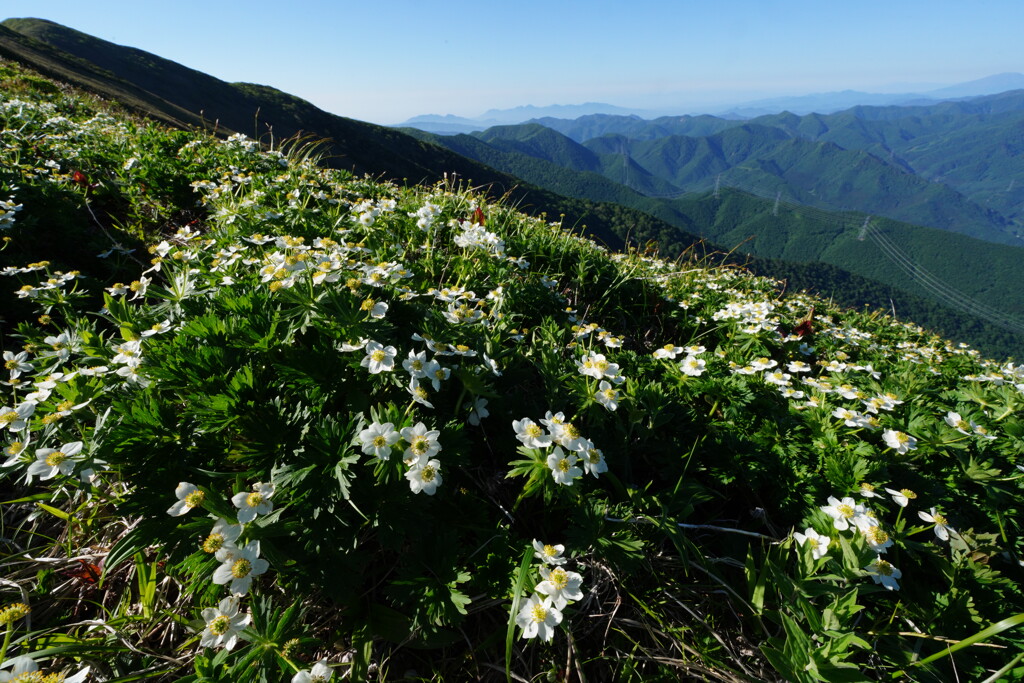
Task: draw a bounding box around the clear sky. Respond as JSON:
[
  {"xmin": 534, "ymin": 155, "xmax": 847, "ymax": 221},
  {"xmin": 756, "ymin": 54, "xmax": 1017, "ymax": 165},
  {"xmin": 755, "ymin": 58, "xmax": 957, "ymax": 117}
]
[{"xmin": 2, "ymin": 1, "xmax": 1020, "ymax": 124}]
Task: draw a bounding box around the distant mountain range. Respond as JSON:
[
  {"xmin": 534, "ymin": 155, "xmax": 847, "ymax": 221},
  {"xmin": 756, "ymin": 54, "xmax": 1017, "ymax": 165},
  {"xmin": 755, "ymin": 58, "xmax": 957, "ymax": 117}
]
[
  {"xmin": 395, "ymin": 72, "xmax": 1024, "ymax": 134},
  {"xmin": 2, "ymin": 16, "xmax": 1023, "ymax": 358}
]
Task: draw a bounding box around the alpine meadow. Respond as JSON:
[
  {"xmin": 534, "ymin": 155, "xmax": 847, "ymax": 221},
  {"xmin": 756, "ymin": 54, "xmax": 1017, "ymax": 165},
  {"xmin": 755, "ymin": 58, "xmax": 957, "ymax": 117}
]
[{"xmin": 1, "ymin": 17, "xmax": 1024, "ymax": 683}]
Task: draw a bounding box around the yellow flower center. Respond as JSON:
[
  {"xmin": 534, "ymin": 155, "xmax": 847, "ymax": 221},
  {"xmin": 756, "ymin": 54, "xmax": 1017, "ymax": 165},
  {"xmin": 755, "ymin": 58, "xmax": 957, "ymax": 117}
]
[
  {"xmin": 837, "ymin": 504, "xmax": 854, "ymax": 518},
  {"xmin": 411, "ymin": 438, "xmax": 428, "ymax": 456},
  {"xmin": 372, "ymin": 435, "xmax": 388, "ymax": 448},
  {"xmin": 246, "ymin": 492, "xmax": 264, "ymax": 508},
  {"xmin": 900, "ymin": 489, "xmax": 917, "ymax": 499},
  {"xmin": 4, "ymin": 359, "xmax": 17, "ymax": 370},
  {"xmin": 185, "ymin": 490, "xmax": 205, "ymax": 508},
  {"xmin": 557, "ymin": 458, "xmax": 571, "ymax": 473},
  {"xmin": 5, "ymin": 441, "xmax": 24, "ymax": 456},
  {"xmin": 526, "ymin": 424, "xmax": 543, "ymax": 438},
  {"xmin": 421, "ymin": 465, "xmax": 436, "ymax": 483},
  {"xmin": 867, "ymin": 527, "xmax": 889, "ymax": 544},
  {"xmin": 550, "ymin": 568, "xmax": 568, "ymax": 590},
  {"xmin": 371, "ymin": 350, "xmax": 386, "ymax": 362},
  {"xmin": 231, "ymin": 558, "xmax": 252, "ymax": 579},
  {"xmin": 209, "ymin": 614, "xmax": 231, "ymax": 636},
  {"xmin": 806, "ymin": 537, "xmax": 819, "ymax": 549},
  {"xmin": 0, "ymin": 410, "xmax": 17, "ymax": 426},
  {"xmin": 202, "ymin": 533, "xmax": 225, "ymax": 553},
  {"xmin": 45, "ymin": 451, "xmax": 67, "ymax": 467},
  {"xmin": 861, "ymin": 482, "xmax": 875, "ymax": 492},
  {"xmin": 932, "ymin": 513, "xmax": 948, "ymax": 526},
  {"xmin": 530, "ymin": 603, "xmax": 548, "ymax": 623},
  {"xmin": 564, "ymin": 424, "xmax": 580, "ymax": 439},
  {"xmin": 543, "ymin": 544, "xmax": 557, "ymax": 557},
  {"xmin": 874, "ymin": 560, "xmax": 894, "ymax": 576}
]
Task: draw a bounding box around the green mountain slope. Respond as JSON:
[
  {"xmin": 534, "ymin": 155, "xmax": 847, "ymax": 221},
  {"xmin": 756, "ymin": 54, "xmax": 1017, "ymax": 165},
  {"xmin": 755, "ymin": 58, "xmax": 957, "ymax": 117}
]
[
  {"xmin": 488, "ymin": 121, "xmax": 1019, "ymax": 245},
  {"xmin": 537, "ymin": 94, "xmax": 1024, "ymax": 235}
]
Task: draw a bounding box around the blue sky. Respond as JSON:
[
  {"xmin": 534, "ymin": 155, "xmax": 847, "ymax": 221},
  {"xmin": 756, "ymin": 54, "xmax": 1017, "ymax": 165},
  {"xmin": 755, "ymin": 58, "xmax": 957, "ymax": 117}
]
[{"xmin": 2, "ymin": 1, "xmax": 1020, "ymax": 124}]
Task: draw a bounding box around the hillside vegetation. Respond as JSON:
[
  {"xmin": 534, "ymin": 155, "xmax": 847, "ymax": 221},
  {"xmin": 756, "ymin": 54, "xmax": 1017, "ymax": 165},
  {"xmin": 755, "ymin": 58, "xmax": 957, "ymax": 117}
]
[{"xmin": 1, "ymin": 54, "xmax": 1024, "ymax": 683}]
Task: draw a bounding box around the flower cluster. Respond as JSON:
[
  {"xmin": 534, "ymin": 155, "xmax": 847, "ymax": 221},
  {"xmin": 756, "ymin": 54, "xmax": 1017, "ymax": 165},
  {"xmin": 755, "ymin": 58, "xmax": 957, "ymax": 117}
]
[
  {"xmin": 167, "ymin": 480, "xmax": 277, "ymax": 649},
  {"xmin": 358, "ymin": 420, "xmax": 444, "ymax": 495},
  {"xmin": 515, "ymin": 541, "xmax": 584, "ymax": 641},
  {"xmin": 514, "ymin": 412, "xmax": 607, "ymax": 485}
]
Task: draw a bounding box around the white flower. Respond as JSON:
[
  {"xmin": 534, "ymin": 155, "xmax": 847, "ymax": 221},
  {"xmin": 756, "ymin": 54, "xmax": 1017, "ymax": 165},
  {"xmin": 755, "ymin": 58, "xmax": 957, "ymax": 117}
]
[
  {"xmin": 3, "ymin": 350, "xmax": 32, "ymax": 378},
  {"xmin": 535, "ymin": 565, "xmax": 584, "ymax": 610},
  {"xmin": 918, "ymin": 507, "xmax": 955, "ymax": 542},
  {"xmin": 546, "ymin": 446, "xmax": 581, "ymax": 486},
  {"xmin": 27, "ymin": 441, "xmax": 83, "ymax": 481},
  {"xmin": 401, "ymin": 422, "xmax": 441, "ymax": 466},
  {"xmin": 200, "ymin": 596, "xmax": 250, "ymax": 649},
  {"xmin": 820, "ymin": 496, "xmax": 870, "ymax": 532},
  {"xmin": 425, "ymin": 360, "xmax": 450, "ymax": 391},
  {"xmin": 513, "ymin": 418, "xmax": 552, "ymax": 449},
  {"xmin": 408, "ymin": 378, "xmax": 435, "ymax": 408},
  {"xmin": 865, "ymin": 556, "xmax": 902, "ymax": 590},
  {"xmin": 861, "ymin": 524, "xmax": 894, "ymax": 553},
  {"xmin": 653, "ymin": 344, "xmax": 682, "ymax": 359},
  {"xmin": 580, "ymin": 445, "xmax": 607, "ymax": 478},
  {"xmin": 292, "ymin": 660, "xmax": 334, "ymax": 683},
  {"xmin": 231, "ymin": 482, "xmax": 275, "ymax": 523},
  {"xmin": 141, "ymin": 320, "xmax": 173, "ymax": 337},
  {"xmin": 577, "ymin": 352, "xmax": 619, "ymax": 380},
  {"xmin": 679, "ymin": 354, "xmax": 706, "ymax": 376},
  {"xmin": 532, "ymin": 540, "xmax": 568, "ymax": 566},
  {"xmin": 113, "ymin": 342, "xmax": 145, "ymax": 368},
  {"xmin": 201, "ymin": 518, "xmax": 243, "ymax": 555},
  {"xmin": 212, "ymin": 540, "xmax": 269, "ymax": 594},
  {"xmin": 884, "ymin": 487, "xmax": 917, "ymax": 507},
  {"xmin": 595, "ymin": 380, "xmax": 619, "ymax": 411},
  {"xmin": 358, "ymin": 421, "xmax": 400, "ymax": 459},
  {"xmin": 402, "ymin": 350, "xmax": 429, "ymax": 378},
  {"xmin": 167, "ymin": 481, "xmax": 205, "ymax": 516},
  {"xmin": 0, "ymin": 402, "xmax": 34, "ymax": 432},
  {"xmin": 0, "ymin": 657, "xmax": 89, "ymax": 683},
  {"xmin": 858, "ymin": 482, "xmax": 880, "ymax": 498},
  {"xmin": 882, "ymin": 429, "xmax": 916, "ymax": 454},
  {"xmin": 515, "ymin": 593, "xmax": 563, "ymax": 641},
  {"xmin": 406, "ymin": 458, "xmax": 442, "ymax": 495},
  {"xmin": 793, "ymin": 528, "xmax": 829, "ymax": 560},
  {"xmin": 360, "ymin": 341, "xmax": 397, "ymax": 374},
  {"xmin": 468, "ymin": 398, "xmax": 489, "ymax": 425},
  {"xmin": 832, "ymin": 407, "xmax": 863, "ymax": 428}
]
